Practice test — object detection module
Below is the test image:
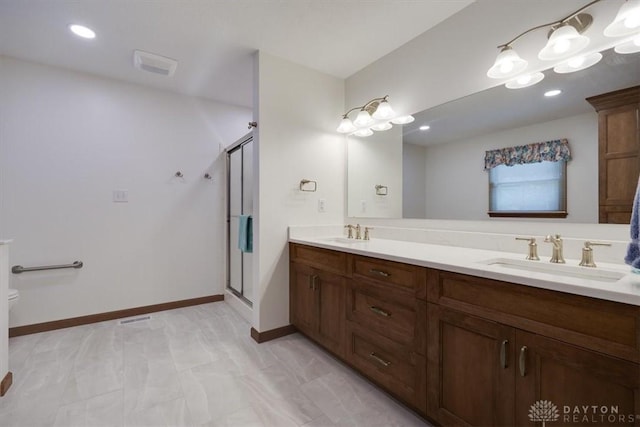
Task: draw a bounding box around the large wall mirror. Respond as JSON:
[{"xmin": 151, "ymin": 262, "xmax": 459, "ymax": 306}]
[{"xmin": 347, "ymin": 48, "xmax": 640, "ymax": 223}]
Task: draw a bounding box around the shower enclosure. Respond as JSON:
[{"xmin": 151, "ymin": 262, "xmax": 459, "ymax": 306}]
[{"xmin": 226, "ymin": 133, "xmax": 253, "ymax": 305}]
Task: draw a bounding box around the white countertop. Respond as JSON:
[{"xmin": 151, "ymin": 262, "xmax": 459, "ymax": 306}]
[{"xmin": 289, "ymin": 236, "xmax": 640, "ymax": 307}]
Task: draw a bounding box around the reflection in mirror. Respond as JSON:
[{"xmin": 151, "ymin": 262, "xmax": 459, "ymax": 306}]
[
  {"xmin": 347, "ymin": 48, "xmax": 640, "ymax": 223},
  {"xmin": 347, "ymin": 125, "xmax": 402, "ymax": 218}
]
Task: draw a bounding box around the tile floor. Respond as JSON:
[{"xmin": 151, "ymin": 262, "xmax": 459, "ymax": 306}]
[{"xmin": 0, "ymin": 302, "xmax": 430, "ymax": 426}]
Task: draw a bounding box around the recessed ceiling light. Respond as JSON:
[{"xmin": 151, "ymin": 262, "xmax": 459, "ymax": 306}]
[
  {"xmin": 419, "ymin": 125, "xmax": 431, "ymax": 131},
  {"xmin": 544, "ymin": 89, "xmax": 562, "ymax": 97},
  {"xmin": 69, "ymin": 24, "xmax": 96, "ymax": 39}
]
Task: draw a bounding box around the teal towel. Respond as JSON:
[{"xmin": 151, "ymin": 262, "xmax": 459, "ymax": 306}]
[{"xmin": 238, "ymin": 215, "xmax": 253, "ymax": 253}]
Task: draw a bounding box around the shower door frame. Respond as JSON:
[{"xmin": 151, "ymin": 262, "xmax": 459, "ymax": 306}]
[{"xmin": 226, "ymin": 132, "xmax": 254, "ymax": 306}]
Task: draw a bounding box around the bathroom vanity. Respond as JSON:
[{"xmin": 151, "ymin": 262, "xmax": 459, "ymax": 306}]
[{"xmin": 289, "ymin": 237, "xmax": 640, "ymax": 426}]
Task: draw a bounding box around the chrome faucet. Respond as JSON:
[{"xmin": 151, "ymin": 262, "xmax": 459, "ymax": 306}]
[
  {"xmin": 544, "ymin": 234, "xmax": 565, "ymax": 263},
  {"xmin": 355, "ymin": 224, "xmax": 362, "ymax": 240}
]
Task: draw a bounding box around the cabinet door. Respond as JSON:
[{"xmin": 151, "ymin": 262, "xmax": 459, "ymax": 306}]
[
  {"xmin": 515, "ymin": 330, "xmax": 640, "ymax": 427},
  {"xmin": 315, "ymin": 270, "xmax": 346, "ymax": 357},
  {"xmin": 427, "ymin": 304, "xmax": 515, "ymax": 427},
  {"xmin": 290, "ymin": 263, "xmax": 317, "ymax": 337}
]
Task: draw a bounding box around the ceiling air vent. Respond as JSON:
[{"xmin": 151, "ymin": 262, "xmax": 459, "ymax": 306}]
[{"xmin": 133, "ymin": 50, "xmax": 177, "ymax": 77}]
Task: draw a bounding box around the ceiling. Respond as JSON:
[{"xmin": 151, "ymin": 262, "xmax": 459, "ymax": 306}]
[{"xmin": 0, "ymin": 0, "xmax": 473, "ymax": 108}]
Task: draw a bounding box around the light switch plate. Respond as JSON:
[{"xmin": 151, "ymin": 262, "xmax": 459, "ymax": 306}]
[{"xmin": 113, "ymin": 189, "xmax": 128, "ymax": 203}]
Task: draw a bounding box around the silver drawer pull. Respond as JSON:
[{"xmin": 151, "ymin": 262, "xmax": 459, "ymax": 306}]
[
  {"xmin": 500, "ymin": 340, "xmax": 508, "ymax": 369},
  {"xmin": 369, "ymin": 306, "xmax": 391, "ymax": 317},
  {"xmin": 369, "ymin": 269, "xmax": 390, "ymax": 277},
  {"xmin": 519, "ymin": 346, "xmax": 528, "ymax": 377},
  {"xmin": 369, "ymin": 352, "xmax": 391, "ymax": 367}
]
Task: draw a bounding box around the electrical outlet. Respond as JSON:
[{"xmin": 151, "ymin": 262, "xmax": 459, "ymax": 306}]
[
  {"xmin": 113, "ymin": 189, "xmax": 128, "ymax": 203},
  {"xmin": 318, "ymin": 198, "xmax": 326, "ymax": 213}
]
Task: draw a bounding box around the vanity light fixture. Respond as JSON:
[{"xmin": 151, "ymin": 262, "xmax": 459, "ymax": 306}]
[
  {"xmin": 337, "ymin": 95, "xmax": 414, "ymax": 137},
  {"xmin": 614, "ymin": 33, "xmax": 640, "ymax": 53},
  {"xmin": 604, "ymin": 0, "xmax": 640, "ymax": 37},
  {"xmin": 487, "ymin": 46, "xmax": 528, "ymax": 79},
  {"xmin": 553, "ymin": 51, "xmax": 602, "ymax": 73},
  {"xmin": 69, "ymin": 24, "xmax": 96, "ymax": 39},
  {"xmin": 538, "ymin": 21, "xmax": 591, "ymax": 61},
  {"xmin": 505, "ymin": 72, "xmax": 545, "ymax": 89},
  {"xmin": 488, "ymin": 0, "xmax": 638, "ymax": 89},
  {"xmin": 390, "ymin": 115, "xmax": 415, "ymax": 125}
]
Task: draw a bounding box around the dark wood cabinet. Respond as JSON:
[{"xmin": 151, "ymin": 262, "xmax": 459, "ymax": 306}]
[
  {"xmin": 290, "ymin": 261, "xmax": 346, "ymax": 357},
  {"xmin": 427, "ymin": 270, "xmax": 640, "ymax": 427},
  {"xmin": 515, "ymin": 330, "xmax": 640, "ymax": 427},
  {"xmin": 587, "ymin": 86, "xmax": 640, "ymax": 224},
  {"xmin": 290, "ymin": 243, "xmax": 640, "ymax": 426},
  {"xmin": 427, "ymin": 304, "xmax": 514, "ymax": 426}
]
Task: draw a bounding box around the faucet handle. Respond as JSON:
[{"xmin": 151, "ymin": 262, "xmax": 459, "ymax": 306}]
[
  {"xmin": 579, "ymin": 241, "xmax": 611, "ymax": 268},
  {"xmin": 515, "ymin": 237, "xmax": 540, "ymax": 260},
  {"xmin": 364, "ymin": 227, "xmax": 374, "ymax": 241},
  {"xmin": 344, "ymin": 224, "xmax": 354, "ymax": 239}
]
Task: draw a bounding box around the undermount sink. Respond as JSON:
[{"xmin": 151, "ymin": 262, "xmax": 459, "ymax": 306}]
[
  {"xmin": 480, "ymin": 258, "xmax": 626, "ymax": 283},
  {"xmin": 320, "ymin": 237, "xmax": 368, "ymax": 244}
]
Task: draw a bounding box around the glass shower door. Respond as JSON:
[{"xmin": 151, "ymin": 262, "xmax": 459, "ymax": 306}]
[{"xmin": 227, "ymin": 135, "xmax": 253, "ymax": 305}]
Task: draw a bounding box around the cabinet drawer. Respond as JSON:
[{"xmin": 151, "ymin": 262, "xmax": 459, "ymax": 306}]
[
  {"xmin": 290, "ymin": 243, "xmax": 348, "ymax": 275},
  {"xmin": 427, "ymin": 270, "xmax": 640, "ymax": 362},
  {"xmin": 346, "ymin": 322, "xmax": 426, "ymax": 414},
  {"xmin": 352, "ymin": 255, "xmax": 425, "ymax": 298},
  {"xmin": 347, "ymin": 280, "xmax": 426, "ymax": 354}
]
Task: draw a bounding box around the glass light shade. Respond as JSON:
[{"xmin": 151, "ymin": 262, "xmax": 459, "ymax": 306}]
[
  {"xmin": 69, "ymin": 24, "xmax": 96, "ymax": 39},
  {"xmin": 604, "ymin": 0, "xmax": 640, "ymax": 37},
  {"xmin": 371, "ymin": 122, "xmax": 393, "ymax": 131},
  {"xmin": 353, "ymin": 128, "xmax": 373, "ymax": 137},
  {"xmin": 615, "ymin": 33, "xmax": 640, "ymax": 54},
  {"xmin": 336, "ymin": 117, "xmax": 357, "ymax": 133},
  {"xmin": 390, "ymin": 115, "xmax": 415, "ymax": 125},
  {"xmin": 372, "ymin": 100, "xmax": 395, "ymax": 120},
  {"xmin": 505, "ymin": 72, "xmax": 545, "ymax": 89},
  {"xmin": 538, "ymin": 24, "xmax": 589, "ymax": 60},
  {"xmin": 487, "ymin": 47, "xmax": 528, "ymax": 79},
  {"xmin": 553, "ymin": 52, "xmax": 602, "ymax": 73},
  {"xmin": 353, "ymin": 110, "xmax": 374, "ymax": 127}
]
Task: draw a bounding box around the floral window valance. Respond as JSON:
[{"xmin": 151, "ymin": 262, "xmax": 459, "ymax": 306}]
[{"xmin": 484, "ymin": 139, "xmax": 571, "ymax": 170}]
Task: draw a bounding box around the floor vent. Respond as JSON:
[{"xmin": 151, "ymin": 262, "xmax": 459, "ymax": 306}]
[{"xmin": 119, "ymin": 315, "xmax": 151, "ymax": 325}]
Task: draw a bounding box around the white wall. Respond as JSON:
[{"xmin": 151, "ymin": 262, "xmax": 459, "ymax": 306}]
[
  {"xmin": 405, "ymin": 112, "xmax": 598, "ymax": 222},
  {"xmin": 254, "ymin": 51, "xmax": 345, "ymax": 332},
  {"xmin": 347, "ymin": 126, "xmax": 402, "ymax": 218},
  {"xmin": 0, "ymin": 56, "xmax": 252, "ymax": 327},
  {"xmin": 402, "ymin": 142, "xmax": 427, "ymax": 218}
]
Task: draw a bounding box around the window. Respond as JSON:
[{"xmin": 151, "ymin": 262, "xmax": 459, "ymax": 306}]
[
  {"xmin": 489, "ymin": 161, "xmax": 567, "ymax": 217},
  {"xmin": 484, "ymin": 139, "xmax": 570, "ymax": 218}
]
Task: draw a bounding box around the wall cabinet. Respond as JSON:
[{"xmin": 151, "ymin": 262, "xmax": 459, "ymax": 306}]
[
  {"xmin": 289, "ymin": 243, "xmax": 640, "ymax": 426},
  {"xmin": 587, "ymin": 86, "xmax": 640, "ymax": 224}
]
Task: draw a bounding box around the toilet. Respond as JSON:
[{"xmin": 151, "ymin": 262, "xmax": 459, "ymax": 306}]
[{"xmin": 8, "ymin": 288, "xmax": 19, "ymax": 311}]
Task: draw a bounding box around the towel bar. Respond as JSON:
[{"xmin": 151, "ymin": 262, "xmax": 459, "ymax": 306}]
[{"xmin": 12, "ymin": 261, "xmax": 83, "ymax": 274}]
